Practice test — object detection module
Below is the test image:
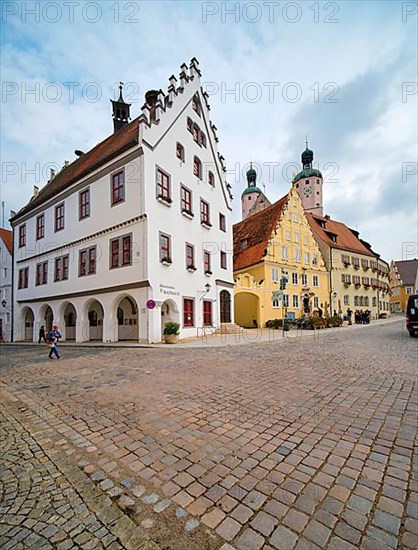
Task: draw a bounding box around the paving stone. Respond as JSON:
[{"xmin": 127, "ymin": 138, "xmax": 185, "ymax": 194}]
[
  {"xmin": 153, "ymin": 499, "xmax": 171, "ymax": 513},
  {"xmin": 235, "ymin": 527, "xmax": 265, "ymax": 549},
  {"xmin": 202, "ymin": 508, "xmax": 226, "ymax": 528},
  {"xmin": 372, "ymin": 510, "xmax": 401, "ymax": 535},
  {"xmin": 216, "ymin": 517, "xmax": 242, "ymax": 541},
  {"xmin": 117, "ymin": 495, "xmax": 136, "ymax": 511},
  {"xmin": 185, "ymin": 518, "xmax": 199, "ymax": 532},
  {"xmin": 270, "ymin": 525, "xmax": 298, "ymax": 549},
  {"xmin": 141, "ymin": 493, "xmax": 159, "ymax": 505},
  {"xmin": 250, "ymin": 511, "xmax": 277, "ymax": 536}
]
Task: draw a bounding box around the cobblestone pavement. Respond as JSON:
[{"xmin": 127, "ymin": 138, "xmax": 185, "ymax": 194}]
[{"xmin": 1, "ymin": 318, "xmax": 417, "ymax": 549}]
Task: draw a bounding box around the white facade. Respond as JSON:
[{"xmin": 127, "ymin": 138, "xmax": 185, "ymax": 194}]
[
  {"xmin": 11, "ymin": 59, "xmax": 234, "ymax": 343},
  {"xmin": 0, "ymin": 230, "xmax": 13, "ymax": 341}
]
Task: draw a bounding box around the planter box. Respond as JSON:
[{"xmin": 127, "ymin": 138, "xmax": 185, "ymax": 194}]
[{"xmin": 164, "ymin": 334, "xmax": 178, "ymax": 344}]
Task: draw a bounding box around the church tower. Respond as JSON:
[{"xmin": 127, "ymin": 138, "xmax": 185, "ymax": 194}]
[
  {"xmin": 241, "ymin": 164, "xmax": 271, "ymax": 220},
  {"xmin": 110, "ymin": 83, "xmax": 131, "ymax": 133},
  {"xmin": 292, "ymin": 141, "xmax": 324, "ymax": 217}
]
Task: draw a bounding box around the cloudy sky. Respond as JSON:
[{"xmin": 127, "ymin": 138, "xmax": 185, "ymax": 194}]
[{"xmin": 1, "ymin": 0, "xmax": 417, "ymax": 262}]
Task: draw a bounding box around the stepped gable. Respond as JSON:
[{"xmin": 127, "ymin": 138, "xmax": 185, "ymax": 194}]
[{"xmin": 233, "ymin": 195, "xmax": 288, "ymax": 270}]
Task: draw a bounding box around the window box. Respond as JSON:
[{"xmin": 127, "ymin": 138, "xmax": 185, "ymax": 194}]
[
  {"xmin": 161, "ymin": 257, "xmax": 172, "ymax": 265},
  {"xmin": 201, "ymin": 221, "xmax": 212, "ymax": 229},
  {"xmin": 187, "ymin": 265, "xmax": 197, "ymax": 272},
  {"xmin": 157, "ymin": 194, "xmax": 172, "ymax": 204},
  {"xmin": 205, "ymin": 270, "xmax": 212, "ymax": 276},
  {"xmin": 182, "ymin": 208, "xmax": 194, "ymax": 218}
]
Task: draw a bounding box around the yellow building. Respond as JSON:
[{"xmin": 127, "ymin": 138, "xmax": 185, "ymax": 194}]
[
  {"xmin": 233, "ymin": 186, "xmax": 329, "ymax": 327},
  {"xmin": 390, "ymin": 259, "xmax": 418, "ymax": 312}
]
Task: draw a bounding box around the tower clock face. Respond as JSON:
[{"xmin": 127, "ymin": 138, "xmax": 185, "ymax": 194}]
[{"xmin": 303, "ymin": 187, "xmax": 312, "ymax": 197}]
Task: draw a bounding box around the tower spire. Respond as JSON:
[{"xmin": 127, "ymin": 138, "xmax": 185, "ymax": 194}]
[{"xmin": 110, "ymin": 81, "xmax": 131, "ymax": 133}]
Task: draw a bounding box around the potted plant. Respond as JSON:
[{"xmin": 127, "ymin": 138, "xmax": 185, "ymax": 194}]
[{"xmin": 163, "ymin": 322, "xmax": 180, "ymax": 344}]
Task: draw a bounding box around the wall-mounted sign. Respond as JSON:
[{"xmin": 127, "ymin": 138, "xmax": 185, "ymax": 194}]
[
  {"xmin": 146, "ymin": 299, "xmax": 156, "ymax": 310},
  {"xmin": 159, "ymin": 284, "xmax": 180, "ymax": 296}
]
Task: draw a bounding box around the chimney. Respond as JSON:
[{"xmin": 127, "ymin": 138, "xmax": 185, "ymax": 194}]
[
  {"xmin": 145, "ymin": 90, "xmax": 159, "ymax": 123},
  {"xmin": 50, "ymin": 169, "xmax": 56, "ymax": 180},
  {"xmin": 64, "ymin": 160, "xmax": 69, "ymax": 168},
  {"xmin": 33, "ymin": 185, "xmax": 39, "ymax": 196}
]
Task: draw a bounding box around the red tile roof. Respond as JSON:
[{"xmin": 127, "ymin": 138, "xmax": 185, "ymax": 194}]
[
  {"xmin": 233, "ymin": 195, "xmax": 288, "ymax": 271},
  {"xmin": 0, "ymin": 228, "xmax": 13, "ymax": 254},
  {"xmin": 12, "ymin": 118, "xmax": 140, "ymax": 221},
  {"xmin": 306, "ymin": 213, "xmax": 376, "ymax": 257},
  {"xmin": 393, "ymin": 259, "xmax": 418, "ymax": 286}
]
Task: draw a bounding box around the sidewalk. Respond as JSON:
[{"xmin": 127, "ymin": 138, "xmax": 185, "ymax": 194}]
[{"xmin": 3, "ymin": 316, "xmax": 403, "ymax": 350}]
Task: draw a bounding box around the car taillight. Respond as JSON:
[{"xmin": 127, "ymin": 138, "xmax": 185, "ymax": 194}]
[{"xmin": 406, "ymin": 315, "xmax": 409, "ymax": 321}]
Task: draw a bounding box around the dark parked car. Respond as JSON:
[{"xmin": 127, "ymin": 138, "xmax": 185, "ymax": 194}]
[{"xmin": 406, "ymin": 294, "xmax": 418, "ymax": 337}]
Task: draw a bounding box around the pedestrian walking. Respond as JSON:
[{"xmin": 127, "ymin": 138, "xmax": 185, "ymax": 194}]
[
  {"xmin": 347, "ymin": 308, "xmax": 352, "ymax": 325},
  {"xmin": 38, "ymin": 325, "xmax": 47, "ymax": 344},
  {"xmin": 47, "ymin": 325, "xmax": 62, "ymax": 359}
]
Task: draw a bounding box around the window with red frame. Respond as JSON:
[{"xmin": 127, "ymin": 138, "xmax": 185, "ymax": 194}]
[
  {"xmin": 192, "ymin": 125, "xmax": 199, "ymax": 143},
  {"xmin": 203, "ymin": 300, "xmax": 212, "ymax": 326},
  {"xmin": 156, "ymin": 168, "xmax": 171, "ymax": 201},
  {"xmin": 200, "ymin": 200, "xmax": 210, "ymax": 225},
  {"xmin": 18, "ymin": 267, "xmax": 29, "ymax": 289},
  {"xmin": 181, "ymin": 186, "xmax": 192, "ymax": 213},
  {"xmin": 176, "ymin": 142, "xmax": 185, "ymax": 161},
  {"xmin": 36, "ymin": 215, "xmax": 44, "ymax": 240},
  {"xmin": 79, "ymin": 247, "xmax": 96, "ymax": 276},
  {"xmin": 109, "ymin": 235, "xmax": 132, "ymax": 269},
  {"xmin": 79, "ymin": 189, "xmax": 90, "ymax": 219},
  {"xmin": 18, "ymin": 224, "xmax": 26, "ymax": 247},
  {"xmin": 36, "ymin": 262, "xmax": 48, "ymax": 285},
  {"xmin": 159, "ymin": 233, "xmax": 171, "ymax": 262},
  {"xmin": 208, "ymin": 171, "xmax": 214, "ymax": 186},
  {"xmin": 183, "ymin": 298, "xmax": 194, "ymax": 327},
  {"xmin": 54, "ymin": 255, "xmax": 69, "ymax": 282},
  {"xmin": 193, "ymin": 157, "xmax": 202, "ymax": 179},
  {"xmin": 110, "ymin": 239, "xmax": 119, "ymax": 268},
  {"xmin": 187, "ymin": 117, "xmax": 193, "ymax": 132},
  {"xmin": 111, "ymin": 171, "xmax": 125, "ymax": 205},
  {"xmin": 122, "ymin": 235, "xmax": 131, "ymax": 265},
  {"xmin": 220, "ymin": 251, "xmax": 227, "ymax": 269},
  {"xmin": 203, "ymin": 250, "xmax": 211, "ymax": 273},
  {"xmin": 219, "ymin": 213, "xmax": 226, "ymax": 232},
  {"xmin": 200, "ymin": 132, "xmax": 206, "ymax": 147},
  {"xmin": 185, "ymin": 243, "xmax": 194, "ymax": 268},
  {"xmin": 55, "ymin": 203, "xmax": 65, "ymax": 232}
]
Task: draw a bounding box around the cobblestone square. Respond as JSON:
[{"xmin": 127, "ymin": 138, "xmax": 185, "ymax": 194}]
[{"xmin": 1, "ymin": 319, "xmax": 417, "ymax": 549}]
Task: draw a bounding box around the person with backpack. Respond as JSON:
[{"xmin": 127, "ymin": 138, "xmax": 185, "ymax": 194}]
[{"xmin": 47, "ymin": 325, "xmax": 62, "ymax": 359}]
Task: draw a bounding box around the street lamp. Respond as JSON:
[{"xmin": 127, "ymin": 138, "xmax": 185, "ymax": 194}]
[{"xmin": 205, "ymin": 283, "xmax": 211, "ymax": 293}]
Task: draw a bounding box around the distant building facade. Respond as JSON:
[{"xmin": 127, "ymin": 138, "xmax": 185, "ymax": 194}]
[
  {"xmin": 0, "ymin": 228, "xmax": 13, "ymax": 341},
  {"xmin": 234, "ymin": 186, "xmax": 329, "ymax": 327},
  {"xmin": 390, "ymin": 259, "xmax": 418, "ymax": 312}
]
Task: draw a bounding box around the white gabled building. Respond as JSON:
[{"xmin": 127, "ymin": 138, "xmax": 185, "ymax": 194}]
[{"xmin": 11, "ymin": 58, "xmax": 234, "ymax": 343}]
